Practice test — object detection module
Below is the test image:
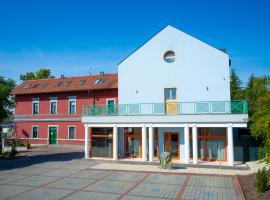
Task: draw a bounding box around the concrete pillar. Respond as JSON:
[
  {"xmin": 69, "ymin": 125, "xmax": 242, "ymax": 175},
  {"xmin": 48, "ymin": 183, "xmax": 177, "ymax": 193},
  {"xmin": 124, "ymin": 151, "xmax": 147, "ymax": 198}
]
[
  {"xmin": 192, "ymin": 126, "xmax": 198, "ymax": 164},
  {"xmin": 184, "ymin": 125, "xmax": 190, "ymax": 163},
  {"xmin": 227, "ymin": 125, "xmax": 234, "ymax": 166},
  {"xmin": 84, "ymin": 125, "xmax": 89, "ymax": 159},
  {"xmin": 148, "ymin": 126, "xmax": 154, "ymax": 162},
  {"xmin": 142, "ymin": 126, "xmax": 147, "ymax": 161},
  {"xmin": 113, "ymin": 125, "xmax": 118, "ymax": 160}
]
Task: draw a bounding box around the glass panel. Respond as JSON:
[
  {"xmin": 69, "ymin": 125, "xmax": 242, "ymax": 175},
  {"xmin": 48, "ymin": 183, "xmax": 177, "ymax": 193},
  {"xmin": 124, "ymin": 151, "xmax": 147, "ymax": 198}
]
[
  {"xmin": 207, "ymin": 128, "xmax": 226, "ymax": 136},
  {"xmin": 154, "ymin": 130, "xmax": 158, "ymax": 157},
  {"xmin": 69, "ymin": 127, "xmax": 75, "ymax": 139},
  {"xmin": 206, "ymin": 139, "xmax": 225, "ymax": 160},
  {"xmin": 92, "ymin": 137, "xmax": 112, "ymax": 157},
  {"xmin": 171, "ymin": 88, "xmax": 177, "ymax": 100},
  {"xmin": 92, "ymin": 128, "xmax": 112, "ymax": 136},
  {"xmin": 32, "ymin": 127, "xmax": 38, "ymax": 138},
  {"xmin": 164, "ymin": 134, "xmax": 170, "ymax": 152},
  {"xmin": 51, "ymin": 102, "xmax": 57, "ymax": 114},
  {"xmin": 126, "ymin": 137, "xmax": 141, "ymax": 157},
  {"xmin": 107, "ymin": 100, "xmax": 115, "ymax": 114},
  {"xmin": 33, "ymin": 103, "xmax": 38, "ymax": 114},
  {"xmin": 69, "ymin": 101, "xmax": 76, "ymax": 114},
  {"xmin": 198, "ymin": 138, "xmax": 205, "ymax": 159},
  {"xmin": 170, "ymin": 134, "xmax": 179, "ymax": 158},
  {"xmin": 165, "ymin": 88, "xmax": 171, "ymax": 100}
]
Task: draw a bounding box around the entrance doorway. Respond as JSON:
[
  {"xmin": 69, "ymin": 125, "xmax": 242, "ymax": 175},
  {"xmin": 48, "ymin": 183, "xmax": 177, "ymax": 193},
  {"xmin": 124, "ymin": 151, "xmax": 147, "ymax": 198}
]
[
  {"xmin": 124, "ymin": 128, "xmax": 142, "ymax": 158},
  {"xmin": 48, "ymin": 126, "xmax": 57, "ymax": 144},
  {"xmin": 164, "ymin": 132, "xmax": 180, "ymax": 159}
]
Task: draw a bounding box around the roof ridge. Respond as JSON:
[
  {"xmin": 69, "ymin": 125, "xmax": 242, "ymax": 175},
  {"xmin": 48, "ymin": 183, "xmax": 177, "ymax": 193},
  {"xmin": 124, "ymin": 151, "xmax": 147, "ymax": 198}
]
[{"xmin": 23, "ymin": 73, "xmax": 118, "ymax": 82}]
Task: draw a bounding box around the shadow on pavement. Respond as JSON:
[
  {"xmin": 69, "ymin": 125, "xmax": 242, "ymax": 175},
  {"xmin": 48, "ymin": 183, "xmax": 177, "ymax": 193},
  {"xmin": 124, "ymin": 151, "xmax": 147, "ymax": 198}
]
[{"xmin": 0, "ymin": 151, "xmax": 84, "ymax": 171}]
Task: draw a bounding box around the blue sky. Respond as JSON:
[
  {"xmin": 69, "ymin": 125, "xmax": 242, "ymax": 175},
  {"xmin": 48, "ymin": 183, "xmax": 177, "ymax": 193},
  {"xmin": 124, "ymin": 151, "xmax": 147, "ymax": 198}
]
[{"xmin": 0, "ymin": 0, "xmax": 269, "ymax": 85}]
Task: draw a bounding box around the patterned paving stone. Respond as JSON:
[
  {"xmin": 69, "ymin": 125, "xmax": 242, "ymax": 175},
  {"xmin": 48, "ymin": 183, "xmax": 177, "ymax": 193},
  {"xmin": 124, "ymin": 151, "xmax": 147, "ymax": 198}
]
[
  {"xmin": 144, "ymin": 174, "xmax": 186, "ymax": 185},
  {"xmin": 0, "ymin": 174, "xmax": 26, "ymax": 184},
  {"xmin": 0, "ymin": 185, "xmax": 33, "ymax": 199},
  {"xmin": 41, "ymin": 168, "xmax": 81, "ymax": 177},
  {"xmin": 46, "ymin": 177, "xmax": 95, "ymax": 190},
  {"xmin": 70, "ymin": 170, "xmax": 111, "ymax": 179},
  {"xmin": 11, "ymin": 167, "xmax": 50, "ymax": 176},
  {"xmin": 15, "ymin": 175, "xmax": 58, "ymax": 186},
  {"xmin": 121, "ymin": 195, "xmax": 168, "ymax": 200},
  {"xmin": 63, "ymin": 191, "xmax": 120, "ymax": 200},
  {"xmin": 129, "ymin": 183, "xmax": 181, "ymax": 199},
  {"xmin": 188, "ymin": 176, "xmax": 234, "ymax": 188},
  {"xmin": 84, "ymin": 180, "xmax": 136, "ymax": 194},
  {"xmin": 182, "ymin": 185, "xmax": 237, "ymax": 200},
  {"xmin": 11, "ymin": 187, "xmax": 73, "ymax": 200},
  {"xmin": 105, "ymin": 172, "xmax": 146, "ymax": 182}
]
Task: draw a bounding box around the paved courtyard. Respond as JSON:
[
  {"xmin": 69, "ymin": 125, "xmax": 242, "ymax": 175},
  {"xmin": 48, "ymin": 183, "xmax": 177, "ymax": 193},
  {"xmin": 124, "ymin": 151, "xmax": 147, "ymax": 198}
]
[{"xmin": 0, "ymin": 146, "xmax": 244, "ymax": 200}]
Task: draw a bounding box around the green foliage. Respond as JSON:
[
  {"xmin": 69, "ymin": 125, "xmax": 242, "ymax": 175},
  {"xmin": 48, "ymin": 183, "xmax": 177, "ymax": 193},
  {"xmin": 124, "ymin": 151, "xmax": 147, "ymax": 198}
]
[
  {"xmin": 254, "ymin": 167, "xmax": 270, "ymax": 193},
  {"xmin": 20, "ymin": 68, "xmax": 54, "ymax": 81},
  {"xmin": 250, "ymin": 92, "xmax": 270, "ymax": 162},
  {"xmin": 244, "ymin": 75, "xmax": 269, "ymax": 116},
  {"xmin": 159, "ymin": 152, "xmax": 172, "ymax": 169},
  {"xmin": 230, "ymin": 69, "xmax": 243, "ymax": 99},
  {"xmin": 0, "ymin": 76, "xmax": 16, "ymax": 123}
]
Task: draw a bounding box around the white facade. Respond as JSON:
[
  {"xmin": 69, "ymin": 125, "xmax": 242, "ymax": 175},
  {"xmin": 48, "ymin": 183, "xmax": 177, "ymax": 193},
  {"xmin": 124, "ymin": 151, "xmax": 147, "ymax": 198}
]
[{"xmin": 118, "ymin": 25, "xmax": 230, "ymax": 104}]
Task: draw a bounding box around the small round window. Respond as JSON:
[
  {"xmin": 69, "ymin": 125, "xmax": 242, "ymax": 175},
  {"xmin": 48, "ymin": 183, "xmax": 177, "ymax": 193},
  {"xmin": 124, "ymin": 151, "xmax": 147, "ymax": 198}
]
[{"xmin": 164, "ymin": 51, "xmax": 175, "ymax": 63}]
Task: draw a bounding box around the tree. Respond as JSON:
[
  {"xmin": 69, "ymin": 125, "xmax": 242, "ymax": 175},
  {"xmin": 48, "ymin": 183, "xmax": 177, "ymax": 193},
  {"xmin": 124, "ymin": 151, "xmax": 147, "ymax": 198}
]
[
  {"xmin": 20, "ymin": 68, "xmax": 54, "ymax": 81},
  {"xmin": 0, "ymin": 76, "xmax": 16, "ymax": 123},
  {"xmin": 250, "ymin": 92, "xmax": 270, "ymax": 162},
  {"xmin": 230, "ymin": 69, "xmax": 243, "ymax": 100},
  {"xmin": 244, "ymin": 75, "xmax": 269, "ymax": 117}
]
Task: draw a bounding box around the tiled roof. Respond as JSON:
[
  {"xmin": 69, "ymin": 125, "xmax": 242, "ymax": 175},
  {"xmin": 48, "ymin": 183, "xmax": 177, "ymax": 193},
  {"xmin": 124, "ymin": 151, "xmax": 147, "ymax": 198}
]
[{"xmin": 12, "ymin": 73, "xmax": 118, "ymax": 95}]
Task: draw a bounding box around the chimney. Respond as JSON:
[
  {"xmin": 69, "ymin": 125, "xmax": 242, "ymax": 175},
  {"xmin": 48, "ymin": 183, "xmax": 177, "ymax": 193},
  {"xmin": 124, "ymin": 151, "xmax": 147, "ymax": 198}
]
[{"xmin": 60, "ymin": 75, "xmax": 65, "ymax": 79}]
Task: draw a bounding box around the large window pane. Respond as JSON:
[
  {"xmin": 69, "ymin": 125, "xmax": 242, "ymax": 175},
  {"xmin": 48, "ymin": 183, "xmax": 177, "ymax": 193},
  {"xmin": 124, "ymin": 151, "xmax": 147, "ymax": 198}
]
[
  {"xmin": 92, "ymin": 137, "xmax": 112, "ymax": 157},
  {"xmin": 69, "ymin": 101, "xmax": 76, "ymax": 114},
  {"xmin": 51, "ymin": 102, "xmax": 57, "ymax": 114},
  {"xmin": 69, "ymin": 127, "xmax": 75, "ymax": 139}
]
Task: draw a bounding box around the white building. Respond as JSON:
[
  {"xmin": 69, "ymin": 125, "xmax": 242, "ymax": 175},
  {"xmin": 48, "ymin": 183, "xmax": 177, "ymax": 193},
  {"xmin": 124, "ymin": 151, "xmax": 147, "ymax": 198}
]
[{"xmin": 82, "ymin": 25, "xmax": 248, "ymax": 166}]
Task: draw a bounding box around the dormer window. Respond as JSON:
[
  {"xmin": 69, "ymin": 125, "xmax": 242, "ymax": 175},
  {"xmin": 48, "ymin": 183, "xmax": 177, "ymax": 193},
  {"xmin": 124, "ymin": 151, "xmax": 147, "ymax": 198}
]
[
  {"xmin": 164, "ymin": 51, "xmax": 175, "ymax": 63},
  {"xmin": 78, "ymin": 80, "xmax": 86, "ymax": 85},
  {"xmin": 94, "ymin": 79, "xmax": 106, "ymax": 84},
  {"xmin": 23, "ymin": 84, "xmax": 31, "ymax": 90}
]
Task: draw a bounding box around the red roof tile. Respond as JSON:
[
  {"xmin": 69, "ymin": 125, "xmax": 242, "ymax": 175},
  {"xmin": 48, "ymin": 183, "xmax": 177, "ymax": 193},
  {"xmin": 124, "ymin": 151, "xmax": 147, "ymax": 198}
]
[{"xmin": 12, "ymin": 73, "xmax": 118, "ymax": 95}]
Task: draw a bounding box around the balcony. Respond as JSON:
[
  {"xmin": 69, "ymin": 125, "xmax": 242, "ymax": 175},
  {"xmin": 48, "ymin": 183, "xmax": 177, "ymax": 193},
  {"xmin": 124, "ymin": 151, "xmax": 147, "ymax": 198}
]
[{"xmin": 82, "ymin": 100, "xmax": 248, "ymax": 116}]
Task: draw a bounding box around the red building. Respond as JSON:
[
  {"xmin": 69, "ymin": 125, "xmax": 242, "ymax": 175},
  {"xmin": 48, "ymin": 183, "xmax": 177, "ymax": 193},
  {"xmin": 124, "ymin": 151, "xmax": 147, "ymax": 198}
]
[{"xmin": 12, "ymin": 73, "xmax": 118, "ymax": 146}]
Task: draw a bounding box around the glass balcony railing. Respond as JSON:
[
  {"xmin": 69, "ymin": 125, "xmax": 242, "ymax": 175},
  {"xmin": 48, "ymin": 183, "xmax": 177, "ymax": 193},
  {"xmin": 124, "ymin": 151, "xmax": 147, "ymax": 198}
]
[{"xmin": 82, "ymin": 100, "xmax": 248, "ymax": 116}]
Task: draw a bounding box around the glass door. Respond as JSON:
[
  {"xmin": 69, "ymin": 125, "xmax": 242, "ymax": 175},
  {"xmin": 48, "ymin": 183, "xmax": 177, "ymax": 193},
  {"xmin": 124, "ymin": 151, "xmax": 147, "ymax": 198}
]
[
  {"xmin": 124, "ymin": 128, "xmax": 142, "ymax": 158},
  {"xmin": 164, "ymin": 132, "xmax": 179, "ymax": 159}
]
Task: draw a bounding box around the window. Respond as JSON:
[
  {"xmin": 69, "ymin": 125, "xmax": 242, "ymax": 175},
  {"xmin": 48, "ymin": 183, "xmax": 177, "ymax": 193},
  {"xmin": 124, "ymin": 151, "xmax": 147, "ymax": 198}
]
[
  {"xmin": 165, "ymin": 88, "xmax": 177, "ymax": 100},
  {"xmin": 164, "ymin": 51, "xmax": 175, "ymax": 63},
  {"xmin": 55, "ymin": 82, "xmax": 63, "ymax": 87},
  {"xmin": 64, "ymin": 81, "xmax": 72, "ymax": 86},
  {"xmin": 94, "ymin": 79, "xmax": 106, "ymax": 84},
  {"xmin": 78, "ymin": 80, "xmax": 86, "ymax": 85},
  {"xmin": 32, "ymin": 126, "xmax": 38, "ymax": 139},
  {"xmin": 68, "ymin": 97, "xmax": 76, "ymax": 114},
  {"xmin": 106, "ymin": 99, "xmax": 116, "ymax": 114},
  {"xmin": 68, "ymin": 126, "xmax": 76, "ymax": 139},
  {"xmin": 32, "ymin": 99, "xmax": 39, "ymax": 114},
  {"xmin": 24, "ymin": 84, "xmax": 31, "ymax": 90}
]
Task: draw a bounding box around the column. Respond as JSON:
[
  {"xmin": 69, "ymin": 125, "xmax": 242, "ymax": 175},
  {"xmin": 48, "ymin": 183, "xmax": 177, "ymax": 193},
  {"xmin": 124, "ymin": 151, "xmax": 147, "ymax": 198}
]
[
  {"xmin": 192, "ymin": 126, "xmax": 198, "ymax": 164},
  {"xmin": 227, "ymin": 125, "xmax": 234, "ymax": 166},
  {"xmin": 184, "ymin": 125, "xmax": 190, "ymax": 164},
  {"xmin": 148, "ymin": 126, "xmax": 154, "ymax": 162},
  {"xmin": 113, "ymin": 125, "xmax": 118, "ymax": 160},
  {"xmin": 142, "ymin": 126, "xmax": 147, "ymax": 161},
  {"xmin": 84, "ymin": 125, "xmax": 89, "ymax": 159}
]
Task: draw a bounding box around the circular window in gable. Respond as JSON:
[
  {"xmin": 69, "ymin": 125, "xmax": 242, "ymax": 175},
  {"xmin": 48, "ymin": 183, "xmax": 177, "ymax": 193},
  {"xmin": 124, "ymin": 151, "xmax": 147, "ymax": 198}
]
[{"xmin": 164, "ymin": 51, "xmax": 175, "ymax": 63}]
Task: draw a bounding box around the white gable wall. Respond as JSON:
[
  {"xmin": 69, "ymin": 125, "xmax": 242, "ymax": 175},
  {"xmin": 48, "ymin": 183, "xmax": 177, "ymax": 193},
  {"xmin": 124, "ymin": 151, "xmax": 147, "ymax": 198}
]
[{"xmin": 118, "ymin": 26, "xmax": 230, "ymax": 104}]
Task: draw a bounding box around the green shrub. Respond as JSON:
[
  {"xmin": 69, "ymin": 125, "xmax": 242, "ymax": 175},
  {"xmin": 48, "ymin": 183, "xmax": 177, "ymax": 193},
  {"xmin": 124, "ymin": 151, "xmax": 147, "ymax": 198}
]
[
  {"xmin": 159, "ymin": 152, "xmax": 172, "ymax": 169},
  {"xmin": 254, "ymin": 167, "xmax": 270, "ymax": 193}
]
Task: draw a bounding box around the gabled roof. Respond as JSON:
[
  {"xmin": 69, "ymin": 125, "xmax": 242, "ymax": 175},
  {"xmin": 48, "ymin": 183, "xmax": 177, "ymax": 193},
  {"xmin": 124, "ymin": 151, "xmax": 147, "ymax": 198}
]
[
  {"xmin": 117, "ymin": 25, "xmax": 227, "ymax": 66},
  {"xmin": 12, "ymin": 73, "xmax": 118, "ymax": 95}
]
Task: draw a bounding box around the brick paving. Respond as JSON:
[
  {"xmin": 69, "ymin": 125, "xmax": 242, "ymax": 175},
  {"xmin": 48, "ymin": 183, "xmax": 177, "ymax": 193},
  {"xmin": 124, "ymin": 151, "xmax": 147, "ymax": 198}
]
[{"xmin": 0, "ymin": 146, "xmax": 244, "ymax": 200}]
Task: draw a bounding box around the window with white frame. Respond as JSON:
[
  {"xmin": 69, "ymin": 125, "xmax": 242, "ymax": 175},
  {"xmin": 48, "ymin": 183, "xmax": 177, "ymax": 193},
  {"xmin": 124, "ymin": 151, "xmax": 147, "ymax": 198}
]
[
  {"xmin": 32, "ymin": 98, "xmax": 39, "ymax": 115},
  {"xmin": 32, "ymin": 126, "xmax": 38, "ymax": 139},
  {"xmin": 106, "ymin": 99, "xmax": 116, "ymax": 114},
  {"xmin": 50, "ymin": 97, "xmax": 57, "ymax": 114},
  {"xmin": 68, "ymin": 126, "xmax": 76, "ymax": 139},
  {"xmin": 68, "ymin": 96, "xmax": 76, "ymax": 114}
]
